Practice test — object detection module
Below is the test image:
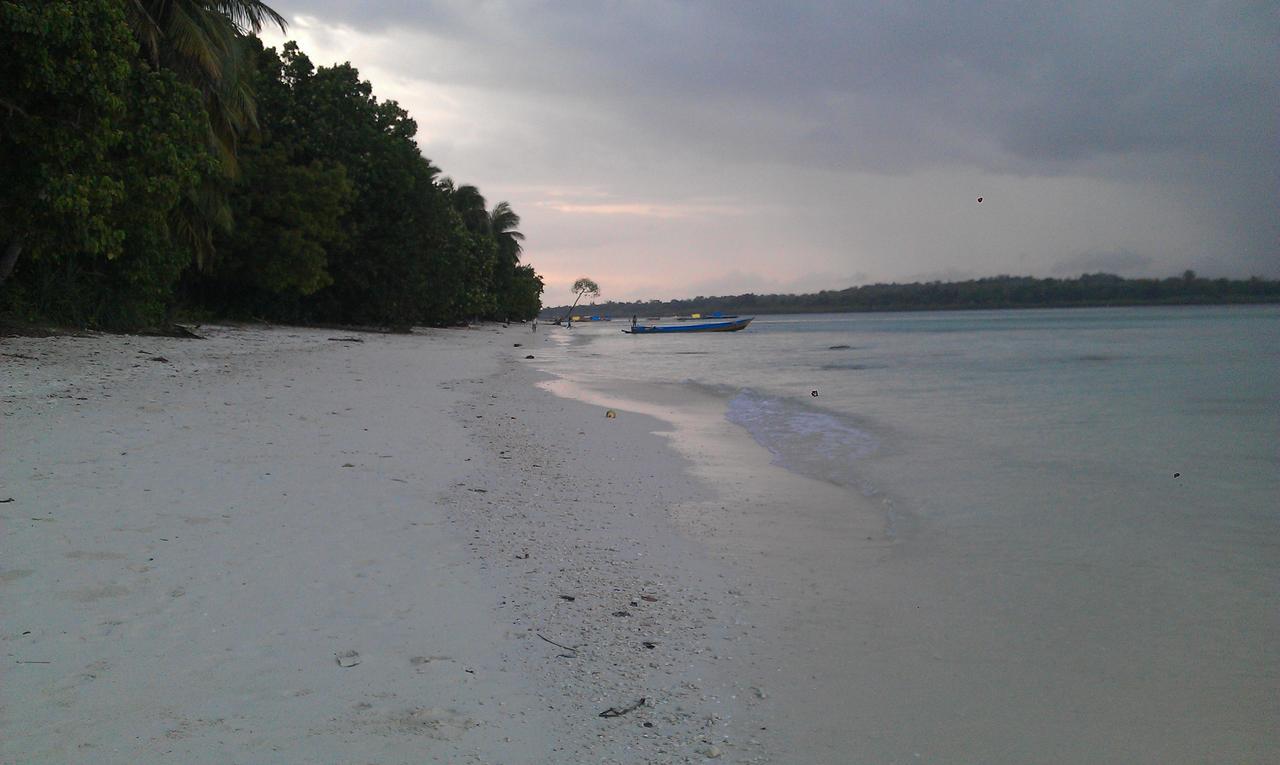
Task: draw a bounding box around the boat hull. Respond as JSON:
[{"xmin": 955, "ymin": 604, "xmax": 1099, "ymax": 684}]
[{"xmin": 624, "ymin": 317, "xmax": 753, "ymax": 334}]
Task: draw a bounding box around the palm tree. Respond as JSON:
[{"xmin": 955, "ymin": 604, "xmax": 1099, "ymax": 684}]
[
  {"xmin": 448, "ymin": 184, "xmax": 490, "ymax": 235},
  {"xmin": 125, "ymin": 1, "xmax": 286, "ymax": 267},
  {"xmin": 485, "ymin": 201, "xmax": 525, "ymax": 320},
  {"xmin": 417, "ymin": 156, "xmax": 443, "ymax": 186},
  {"xmin": 488, "ymin": 201, "xmax": 524, "ymax": 267},
  {"xmin": 128, "ymin": 0, "xmax": 286, "ymax": 172}
]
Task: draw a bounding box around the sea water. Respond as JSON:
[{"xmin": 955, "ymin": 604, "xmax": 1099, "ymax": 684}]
[
  {"xmin": 542, "ymin": 306, "xmax": 1277, "ymax": 531},
  {"xmin": 535, "ymin": 305, "xmax": 1279, "ymax": 760}
]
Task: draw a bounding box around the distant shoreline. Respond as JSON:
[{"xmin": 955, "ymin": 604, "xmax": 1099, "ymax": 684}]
[
  {"xmin": 544, "ymin": 295, "xmax": 1280, "ymax": 319},
  {"xmin": 541, "ymin": 273, "xmax": 1280, "ymax": 320}
]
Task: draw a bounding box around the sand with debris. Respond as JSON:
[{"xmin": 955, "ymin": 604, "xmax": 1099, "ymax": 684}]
[{"xmin": 2, "ymin": 324, "xmax": 813, "ymax": 763}]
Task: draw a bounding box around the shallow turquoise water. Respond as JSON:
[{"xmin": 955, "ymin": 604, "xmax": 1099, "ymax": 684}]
[{"xmin": 545, "ymin": 306, "xmax": 1277, "ymax": 532}]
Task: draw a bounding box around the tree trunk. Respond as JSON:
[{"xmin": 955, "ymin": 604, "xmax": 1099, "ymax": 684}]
[
  {"xmin": 562, "ymin": 291, "xmax": 583, "ymax": 325},
  {"xmin": 0, "ymin": 239, "xmax": 22, "ymax": 287}
]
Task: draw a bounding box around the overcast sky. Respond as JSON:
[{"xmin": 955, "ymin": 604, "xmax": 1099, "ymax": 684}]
[{"xmin": 262, "ymin": 1, "xmax": 1278, "ymax": 302}]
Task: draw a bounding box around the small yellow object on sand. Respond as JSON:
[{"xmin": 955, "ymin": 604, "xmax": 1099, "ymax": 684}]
[{"xmin": 605, "ymin": 409, "xmax": 617, "ymax": 418}]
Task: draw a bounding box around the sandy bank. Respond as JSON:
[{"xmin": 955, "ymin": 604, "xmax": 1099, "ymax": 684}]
[{"xmin": 1, "ymin": 324, "xmax": 772, "ymax": 764}]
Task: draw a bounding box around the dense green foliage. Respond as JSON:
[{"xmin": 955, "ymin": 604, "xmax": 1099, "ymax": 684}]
[
  {"xmin": 1, "ymin": 1, "xmax": 543, "ymax": 329},
  {"xmin": 1, "ymin": 0, "xmax": 214, "ymax": 325},
  {"xmin": 542, "ymin": 273, "xmax": 1280, "ymax": 319},
  {"xmin": 1, "ymin": 0, "xmax": 130, "ymax": 265}
]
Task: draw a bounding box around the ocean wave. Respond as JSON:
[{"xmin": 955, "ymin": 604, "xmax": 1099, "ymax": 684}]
[
  {"xmin": 818, "ymin": 362, "xmax": 890, "ymax": 371},
  {"xmin": 725, "ymin": 390, "xmax": 880, "ymax": 491}
]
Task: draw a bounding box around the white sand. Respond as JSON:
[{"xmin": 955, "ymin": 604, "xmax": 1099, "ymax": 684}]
[{"xmin": 1, "ymin": 325, "xmax": 778, "ymax": 763}]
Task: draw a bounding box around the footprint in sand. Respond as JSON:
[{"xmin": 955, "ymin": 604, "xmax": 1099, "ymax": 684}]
[
  {"xmin": 409, "ymin": 655, "xmax": 453, "ymax": 666},
  {"xmin": 0, "ymin": 569, "xmax": 34, "ymax": 584},
  {"xmin": 63, "ymin": 585, "xmax": 129, "ymax": 602},
  {"xmin": 380, "ymin": 707, "xmax": 478, "ymax": 740},
  {"xmin": 65, "ymin": 551, "xmax": 127, "ymax": 560},
  {"xmin": 52, "ymin": 659, "xmax": 111, "ymax": 697},
  {"xmin": 336, "ymin": 650, "xmax": 361, "ymax": 667},
  {"xmin": 74, "ymin": 659, "xmax": 110, "ymax": 684}
]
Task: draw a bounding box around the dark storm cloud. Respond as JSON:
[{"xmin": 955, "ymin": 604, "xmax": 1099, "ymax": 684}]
[
  {"xmin": 267, "ymin": 1, "xmax": 1278, "ymax": 279},
  {"xmin": 275, "ymin": 1, "xmax": 1276, "ymax": 169}
]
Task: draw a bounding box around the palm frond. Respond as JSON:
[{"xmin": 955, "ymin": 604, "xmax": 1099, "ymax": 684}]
[
  {"xmin": 128, "ymin": 1, "xmax": 287, "ymax": 261},
  {"xmin": 126, "ymin": 0, "xmax": 163, "ymax": 67},
  {"xmin": 173, "ymin": 178, "xmax": 235, "ymax": 270},
  {"xmin": 164, "ymin": 2, "xmax": 229, "ymax": 82},
  {"xmin": 211, "ymin": 0, "xmax": 287, "ymax": 35}
]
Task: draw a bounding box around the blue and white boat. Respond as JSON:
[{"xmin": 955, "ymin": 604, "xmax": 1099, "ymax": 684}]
[{"xmin": 623, "ymin": 317, "xmax": 753, "ymax": 334}]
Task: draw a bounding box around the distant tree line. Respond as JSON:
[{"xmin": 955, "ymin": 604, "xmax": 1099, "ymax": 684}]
[
  {"xmin": 1, "ymin": 1, "xmax": 543, "ymax": 330},
  {"xmin": 542, "ymin": 272, "xmax": 1280, "ymax": 319}
]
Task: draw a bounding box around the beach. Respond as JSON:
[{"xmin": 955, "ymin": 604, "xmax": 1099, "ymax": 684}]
[
  {"xmin": 5, "ymin": 0, "xmax": 1276, "ymax": 760},
  {"xmin": 4, "ymin": 313, "xmax": 1277, "ymax": 764},
  {"xmin": 1, "ymin": 324, "xmax": 782, "ymax": 764}
]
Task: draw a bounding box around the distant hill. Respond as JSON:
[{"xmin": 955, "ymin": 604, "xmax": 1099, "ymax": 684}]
[{"xmin": 540, "ymin": 272, "xmax": 1280, "ymax": 320}]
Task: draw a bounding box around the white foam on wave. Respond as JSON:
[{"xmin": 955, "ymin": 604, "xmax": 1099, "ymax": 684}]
[{"xmin": 725, "ymin": 390, "xmax": 879, "ymax": 491}]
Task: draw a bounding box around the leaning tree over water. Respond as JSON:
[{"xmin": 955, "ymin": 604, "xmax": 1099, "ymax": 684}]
[{"xmin": 563, "ymin": 277, "xmax": 600, "ymax": 324}]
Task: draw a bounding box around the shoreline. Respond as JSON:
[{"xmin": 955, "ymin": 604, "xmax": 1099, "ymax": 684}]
[
  {"xmin": 11, "ymin": 317, "xmax": 1271, "ymax": 762},
  {"xmin": 531, "ymin": 354, "xmax": 899, "ymax": 761},
  {"xmin": 530, "ymin": 314, "xmax": 1280, "ymax": 764},
  {"xmin": 448, "ymin": 352, "xmax": 765, "ymax": 761},
  {"xmin": 0, "ymin": 323, "xmax": 781, "ymax": 763}
]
